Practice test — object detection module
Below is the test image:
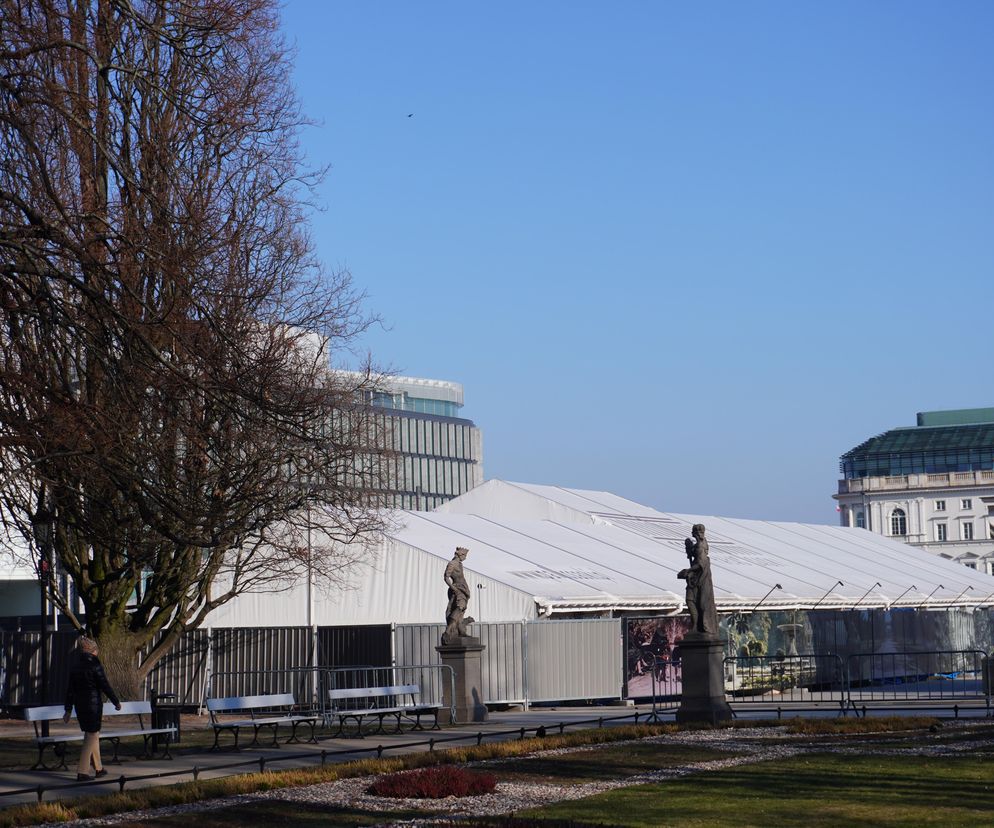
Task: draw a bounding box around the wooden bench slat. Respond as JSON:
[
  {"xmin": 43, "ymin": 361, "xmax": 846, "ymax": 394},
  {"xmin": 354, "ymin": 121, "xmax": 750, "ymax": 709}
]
[
  {"xmin": 205, "ymin": 694, "xmax": 317, "ymax": 751},
  {"xmin": 24, "ymin": 700, "xmax": 175, "ymax": 771},
  {"xmin": 206, "ymin": 693, "xmax": 295, "ymax": 712}
]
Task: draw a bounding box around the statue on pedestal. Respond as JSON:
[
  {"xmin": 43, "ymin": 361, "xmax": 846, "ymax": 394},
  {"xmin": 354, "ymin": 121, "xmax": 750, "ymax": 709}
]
[
  {"xmin": 678, "ymin": 524, "xmax": 718, "ymax": 636},
  {"xmin": 441, "ymin": 546, "xmax": 475, "ymax": 645}
]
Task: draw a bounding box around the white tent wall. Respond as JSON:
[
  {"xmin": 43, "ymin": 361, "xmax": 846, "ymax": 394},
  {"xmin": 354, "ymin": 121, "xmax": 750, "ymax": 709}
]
[{"xmin": 202, "ymin": 535, "xmax": 537, "ymax": 628}]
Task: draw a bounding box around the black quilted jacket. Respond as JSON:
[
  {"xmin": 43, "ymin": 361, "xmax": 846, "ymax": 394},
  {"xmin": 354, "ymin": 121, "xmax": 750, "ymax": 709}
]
[{"xmin": 64, "ymin": 652, "xmax": 120, "ymax": 733}]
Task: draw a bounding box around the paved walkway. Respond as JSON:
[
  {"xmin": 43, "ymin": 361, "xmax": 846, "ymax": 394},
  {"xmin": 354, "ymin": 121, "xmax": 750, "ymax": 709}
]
[
  {"xmin": 2, "ymin": 698, "xmax": 989, "ymax": 810},
  {"xmin": 0, "ymin": 704, "xmax": 653, "ymax": 808}
]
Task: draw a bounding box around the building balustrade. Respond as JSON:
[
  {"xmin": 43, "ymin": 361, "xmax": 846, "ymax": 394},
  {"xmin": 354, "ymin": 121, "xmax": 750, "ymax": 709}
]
[{"xmin": 839, "ymin": 469, "xmax": 994, "ymax": 494}]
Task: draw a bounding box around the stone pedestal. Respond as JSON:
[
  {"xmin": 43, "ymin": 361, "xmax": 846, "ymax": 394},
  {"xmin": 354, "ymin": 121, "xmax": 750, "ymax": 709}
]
[
  {"xmin": 435, "ymin": 637, "xmax": 489, "ymax": 724},
  {"xmin": 676, "ymin": 634, "xmax": 732, "ymax": 725}
]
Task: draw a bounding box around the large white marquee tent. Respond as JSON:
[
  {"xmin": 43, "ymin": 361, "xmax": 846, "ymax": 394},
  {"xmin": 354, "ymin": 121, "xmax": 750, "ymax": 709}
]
[{"xmin": 203, "ymin": 480, "xmax": 994, "ymax": 628}]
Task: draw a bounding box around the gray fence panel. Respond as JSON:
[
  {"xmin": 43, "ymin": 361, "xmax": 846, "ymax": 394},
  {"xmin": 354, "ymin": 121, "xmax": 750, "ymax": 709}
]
[
  {"xmin": 524, "ymin": 619, "xmax": 622, "ymax": 703},
  {"xmin": 318, "ymin": 625, "xmax": 392, "ymax": 668},
  {"xmin": 142, "ymin": 629, "xmax": 210, "ymax": 707},
  {"xmin": 1, "ymin": 630, "xmax": 77, "ymax": 707},
  {"xmin": 477, "ymin": 622, "xmax": 525, "ymax": 704},
  {"xmin": 394, "ymin": 622, "xmax": 526, "ymax": 705},
  {"xmin": 209, "ymin": 627, "xmax": 312, "ymax": 702}
]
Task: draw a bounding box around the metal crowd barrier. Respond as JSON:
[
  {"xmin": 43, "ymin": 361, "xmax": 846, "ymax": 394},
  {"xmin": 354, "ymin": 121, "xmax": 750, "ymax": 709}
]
[
  {"xmin": 647, "ymin": 649, "xmax": 992, "ymax": 718},
  {"xmin": 846, "ymin": 649, "xmax": 990, "ymax": 713},
  {"xmin": 322, "ymin": 664, "xmax": 456, "ymax": 726},
  {"xmin": 648, "ymin": 657, "xmax": 682, "ymax": 720},
  {"xmin": 724, "ymin": 654, "xmax": 849, "ymax": 713}
]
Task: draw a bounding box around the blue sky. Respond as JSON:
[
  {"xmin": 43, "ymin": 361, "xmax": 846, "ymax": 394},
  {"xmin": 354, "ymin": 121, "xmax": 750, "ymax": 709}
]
[{"xmin": 280, "ymin": 1, "xmax": 994, "ymax": 523}]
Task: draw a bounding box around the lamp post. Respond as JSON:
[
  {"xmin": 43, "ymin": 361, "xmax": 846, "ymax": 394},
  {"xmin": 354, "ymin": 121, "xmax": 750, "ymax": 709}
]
[{"xmin": 31, "ymin": 504, "xmax": 55, "ymax": 737}]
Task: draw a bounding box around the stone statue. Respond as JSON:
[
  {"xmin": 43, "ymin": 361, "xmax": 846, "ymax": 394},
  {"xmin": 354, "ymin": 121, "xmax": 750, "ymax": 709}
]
[
  {"xmin": 678, "ymin": 524, "xmax": 718, "ymax": 636},
  {"xmin": 442, "ymin": 546, "xmax": 475, "ymax": 644}
]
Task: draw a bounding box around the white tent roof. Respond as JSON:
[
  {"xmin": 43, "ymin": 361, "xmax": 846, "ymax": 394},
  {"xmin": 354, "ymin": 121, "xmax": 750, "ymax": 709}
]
[{"xmin": 409, "ymin": 480, "xmax": 994, "ymax": 614}]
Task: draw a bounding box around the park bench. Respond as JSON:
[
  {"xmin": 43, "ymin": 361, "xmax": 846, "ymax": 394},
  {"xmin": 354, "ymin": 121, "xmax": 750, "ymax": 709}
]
[
  {"xmin": 326, "ymin": 683, "xmax": 442, "ymax": 738},
  {"xmin": 24, "ymin": 701, "xmax": 176, "ymax": 770},
  {"xmin": 205, "ymin": 693, "xmax": 318, "ymax": 750}
]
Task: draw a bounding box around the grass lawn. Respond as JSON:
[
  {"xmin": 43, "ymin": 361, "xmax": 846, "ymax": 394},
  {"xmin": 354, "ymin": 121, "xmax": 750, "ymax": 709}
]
[
  {"xmin": 97, "ymin": 800, "xmax": 428, "ymax": 827},
  {"xmin": 518, "ymin": 752, "xmax": 994, "ymax": 828},
  {"xmin": 491, "ymin": 742, "xmax": 743, "ymax": 785}
]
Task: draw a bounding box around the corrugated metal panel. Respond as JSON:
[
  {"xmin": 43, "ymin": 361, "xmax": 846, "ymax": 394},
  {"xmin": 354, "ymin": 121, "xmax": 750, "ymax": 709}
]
[
  {"xmin": 525, "ymin": 619, "xmax": 622, "ymax": 703},
  {"xmin": 392, "ymin": 623, "xmax": 445, "ymax": 705},
  {"xmin": 318, "ymin": 625, "xmax": 391, "ymax": 668},
  {"xmin": 394, "ymin": 622, "xmax": 526, "ymax": 705},
  {"xmin": 209, "ymin": 627, "xmax": 312, "ymax": 703},
  {"xmin": 0, "ymin": 630, "xmax": 76, "ymax": 707},
  {"xmin": 142, "ymin": 630, "xmax": 210, "ymax": 707},
  {"xmin": 476, "ymin": 622, "xmax": 525, "ymax": 704}
]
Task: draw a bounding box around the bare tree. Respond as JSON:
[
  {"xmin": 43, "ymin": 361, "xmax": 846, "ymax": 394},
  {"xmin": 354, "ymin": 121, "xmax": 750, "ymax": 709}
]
[{"xmin": 0, "ymin": 0, "xmax": 385, "ymax": 693}]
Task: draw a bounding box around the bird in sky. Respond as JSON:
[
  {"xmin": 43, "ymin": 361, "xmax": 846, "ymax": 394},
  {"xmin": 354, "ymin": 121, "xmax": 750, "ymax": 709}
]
[{"xmin": 407, "ymin": 113, "xmax": 414, "ymax": 117}]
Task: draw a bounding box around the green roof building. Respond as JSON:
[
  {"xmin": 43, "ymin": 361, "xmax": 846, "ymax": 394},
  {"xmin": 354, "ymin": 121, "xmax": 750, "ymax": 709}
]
[{"xmin": 835, "ymin": 409, "xmax": 994, "ymax": 576}]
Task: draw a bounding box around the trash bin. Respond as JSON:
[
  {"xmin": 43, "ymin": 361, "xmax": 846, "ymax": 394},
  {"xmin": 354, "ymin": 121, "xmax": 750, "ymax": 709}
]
[{"xmin": 150, "ymin": 690, "xmax": 181, "ymax": 749}]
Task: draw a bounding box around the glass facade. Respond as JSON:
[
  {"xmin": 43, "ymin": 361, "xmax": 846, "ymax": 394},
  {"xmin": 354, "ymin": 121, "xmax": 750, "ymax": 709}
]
[
  {"xmin": 367, "ymin": 405, "xmax": 483, "ymax": 510},
  {"xmin": 371, "ymin": 391, "xmax": 461, "ymax": 419},
  {"xmin": 840, "ymin": 423, "xmax": 994, "ymax": 479}
]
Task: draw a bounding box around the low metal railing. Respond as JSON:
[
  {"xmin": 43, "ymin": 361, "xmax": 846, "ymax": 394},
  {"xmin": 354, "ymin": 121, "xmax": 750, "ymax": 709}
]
[
  {"xmin": 648, "ymin": 657, "xmax": 682, "ymax": 720},
  {"xmin": 724, "ymin": 654, "xmax": 849, "ymax": 710},
  {"xmin": 847, "ymin": 649, "xmax": 989, "ymax": 708},
  {"xmin": 322, "ymin": 664, "xmax": 456, "ymax": 726},
  {"xmin": 646, "ymin": 649, "xmax": 992, "ymax": 718}
]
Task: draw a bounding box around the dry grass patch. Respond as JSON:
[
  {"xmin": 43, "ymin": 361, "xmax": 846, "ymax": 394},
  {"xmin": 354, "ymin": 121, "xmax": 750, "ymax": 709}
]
[{"xmin": 784, "ymin": 715, "xmax": 940, "ymax": 735}]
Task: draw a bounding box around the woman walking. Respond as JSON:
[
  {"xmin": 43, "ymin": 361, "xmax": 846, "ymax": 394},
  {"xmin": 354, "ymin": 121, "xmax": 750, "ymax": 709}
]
[{"xmin": 62, "ymin": 636, "xmax": 121, "ymax": 780}]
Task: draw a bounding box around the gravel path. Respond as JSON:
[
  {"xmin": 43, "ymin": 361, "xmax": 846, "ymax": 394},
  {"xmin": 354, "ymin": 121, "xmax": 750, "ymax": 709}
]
[{"xmin": 30, "ymin": 725, "xmax": 983, "ymax": 828}]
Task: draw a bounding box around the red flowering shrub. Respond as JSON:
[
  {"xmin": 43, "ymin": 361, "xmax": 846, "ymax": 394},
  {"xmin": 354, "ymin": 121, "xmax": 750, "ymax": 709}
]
[{"xmin": 368, "ymin": 765, "xmax": 497, "ymax": 799}]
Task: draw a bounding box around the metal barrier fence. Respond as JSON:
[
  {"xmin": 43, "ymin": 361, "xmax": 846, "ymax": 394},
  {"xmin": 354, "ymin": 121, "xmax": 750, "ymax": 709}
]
[
  {"xmin": 649, "ymin": 658, "xmax": 682, "ymax": 720},
  {"xmin": 646, "ymin": 650, "xmax": 992, "ymax": 717},
  {"xmin": 847, "ymin": 649, "xmax": 990, "ymax": 708},
  {"xmin": 724, "ymin": 654, "xmax": 849, "ymax": 710},
  {"xmin": 207, "ymin": 666, "xmax": 325, "ymax": 710},
  {"xmin": 322, "ymin": 664, "xmax": 455, "ymax": 725},
  {"xmin": 206, "ymin": 663, "xmax": 456, "ymax": 725}
]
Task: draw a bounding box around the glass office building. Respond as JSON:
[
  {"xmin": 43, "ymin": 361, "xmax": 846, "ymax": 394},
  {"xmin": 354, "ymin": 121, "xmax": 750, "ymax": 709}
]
[{"xmin": 367, "ymin": 376, "xmax": 483, "ymax": 510}]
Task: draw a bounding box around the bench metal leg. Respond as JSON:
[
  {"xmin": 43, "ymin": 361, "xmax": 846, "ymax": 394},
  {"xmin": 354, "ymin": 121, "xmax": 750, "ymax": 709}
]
[
  {"xmin": 106, "ymin": 736, "xmax": 123, "ymax": 764},
  {"xmin": 412, "ymin": 710, "xmax": 440, "ymax": 731},
  {"xmin": 211, "ymin": 726, "xmax": 241, "ymax": 751},
  {"xmin": 248, "ymin": 723, "xmax": 280, "ymax": 748},
  {"xmin": 31, "ymin": 742, "xmax": 69, "ymax": 772},
  {"xmin": 142, "ymin": 733, "xmax": 174, "ymax": 760},
  {"xmin": 332, "ymin": 713, "xmax": 365, "ymax": 738},
  {"xmin": 287, "ymin": 720, "xmax": 318, "ymax": 745}
]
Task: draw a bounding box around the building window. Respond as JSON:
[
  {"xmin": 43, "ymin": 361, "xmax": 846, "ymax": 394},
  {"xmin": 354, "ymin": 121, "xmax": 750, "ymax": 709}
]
[
  {"xmin": 935, "ymin": 523, "xmax": 947, "ymax": 542},
  {"xmin": 890, "ymin": 509, "xmax": 907, "ymax": 536},
  {"xmin": 962, "ymin": 522, "xmax": 974, "ymax": 541},
  {"xmin": 961, "ymin": 498, "xmax": 972, "ymax": 510},
  {"xmin": 855, "ymin": 511, "xmax": 865, "ymax": 529},
  {"xmin": 935, "ymin": 500, "xmax": 946, "ymax": 511}
]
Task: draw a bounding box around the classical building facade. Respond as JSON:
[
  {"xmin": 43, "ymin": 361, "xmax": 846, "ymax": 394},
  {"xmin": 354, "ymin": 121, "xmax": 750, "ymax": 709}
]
[
  {"xmin": 367, "ymin": 375, "xmax": 484, "ymax": 510},
  {"xmin": 835, "ymin": 408, "xmax": 994, "ymax": 575}
]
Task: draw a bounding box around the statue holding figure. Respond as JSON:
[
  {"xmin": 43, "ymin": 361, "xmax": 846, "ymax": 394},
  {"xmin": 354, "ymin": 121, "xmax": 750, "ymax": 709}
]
[
  {"xmin": 442, "ymin": 546, "xmax": 475, "ymax": 644},
  {"xmin": 678, "ymin": 524, "xmax": 718, "ymax": 636}
]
